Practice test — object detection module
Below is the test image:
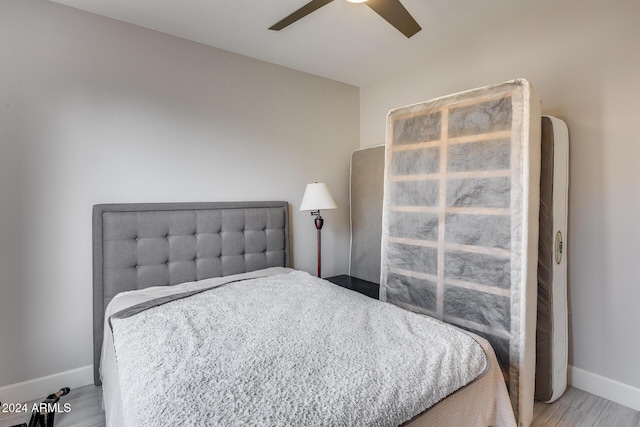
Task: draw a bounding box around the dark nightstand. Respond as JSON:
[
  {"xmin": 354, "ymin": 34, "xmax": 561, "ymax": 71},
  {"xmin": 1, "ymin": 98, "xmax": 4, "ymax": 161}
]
[{"xmin": 324, "ymin": 275, "xmax": 380, "ymax": 300}]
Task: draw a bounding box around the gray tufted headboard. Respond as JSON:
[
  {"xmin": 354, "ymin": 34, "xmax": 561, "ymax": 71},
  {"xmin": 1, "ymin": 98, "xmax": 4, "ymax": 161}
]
[{"xmin": 92, "ymin": 201, "xmax": 290, "ymax": 385}]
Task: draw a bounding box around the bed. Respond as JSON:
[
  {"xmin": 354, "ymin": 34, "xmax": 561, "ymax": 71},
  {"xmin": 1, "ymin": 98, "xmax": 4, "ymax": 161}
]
[{"xmin": 94, "ymin": 201, "xmax": 516, "ymax": 426}]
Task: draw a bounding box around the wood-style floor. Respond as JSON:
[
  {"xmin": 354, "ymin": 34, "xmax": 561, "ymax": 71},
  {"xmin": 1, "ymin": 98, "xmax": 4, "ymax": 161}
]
[
  {"xmin": 1, "ymin": 385, "xmax": 638, "ymax": 427},
  {"xmin": 531, "ymin": 387, "xmax": 640, "ymax": 427}
]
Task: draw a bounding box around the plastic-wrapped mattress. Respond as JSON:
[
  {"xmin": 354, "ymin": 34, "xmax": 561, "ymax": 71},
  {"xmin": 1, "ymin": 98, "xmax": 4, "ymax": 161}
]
[
  {"xmin": 349, "ymin": 145, "xmax": 385, "ymax": 284},
  {"xmin": 380, "ymin": 79, "xmax": 541, "ymax": 426}
]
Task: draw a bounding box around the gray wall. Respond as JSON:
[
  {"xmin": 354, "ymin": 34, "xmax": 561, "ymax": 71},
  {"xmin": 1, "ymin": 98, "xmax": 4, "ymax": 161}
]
[
  {"xmin": 360, "ymin": 0, "xmax": 640, "ymax": 392},
  {"xmin": 0, "ymin": 0, "xmax": 358, "ymax": 388}
]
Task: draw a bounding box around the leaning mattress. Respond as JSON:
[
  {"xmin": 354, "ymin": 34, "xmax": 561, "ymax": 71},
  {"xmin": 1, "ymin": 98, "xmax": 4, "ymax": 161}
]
[
  {"xmin": 380, "ymin": 79, "xmax": 541, "ymax": 426},
  {"xmin": 535, "ymin": 116, "xmax": 569, "ymax": 403}
]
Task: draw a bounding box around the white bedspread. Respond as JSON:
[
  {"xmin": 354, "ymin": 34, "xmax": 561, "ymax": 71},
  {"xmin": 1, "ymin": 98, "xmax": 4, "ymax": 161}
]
[{"xmin": 109, "ymin": 270, "xmax": 487, "ymax": 427}]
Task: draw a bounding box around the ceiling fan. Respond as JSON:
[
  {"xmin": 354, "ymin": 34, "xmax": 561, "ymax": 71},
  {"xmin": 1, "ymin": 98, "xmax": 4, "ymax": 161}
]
[{"xmin": 269, "ymin": 0, "xmax": 421, "ymax": 38}]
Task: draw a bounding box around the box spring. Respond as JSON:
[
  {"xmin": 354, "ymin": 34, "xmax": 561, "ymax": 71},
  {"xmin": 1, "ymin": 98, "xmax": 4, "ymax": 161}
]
[
  {"xmin": 380, "ymin": 79, "xmax": 541, "ymax": 426},
  {"xmin": 351, "ymin": 85, "xmax": 570, "ymax": 423}
]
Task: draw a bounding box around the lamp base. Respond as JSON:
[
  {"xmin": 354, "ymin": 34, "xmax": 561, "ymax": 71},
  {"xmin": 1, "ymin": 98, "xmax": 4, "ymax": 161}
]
[{"xmin": 312, "ymin": 212, "xmax": 324, "ymax": 277}]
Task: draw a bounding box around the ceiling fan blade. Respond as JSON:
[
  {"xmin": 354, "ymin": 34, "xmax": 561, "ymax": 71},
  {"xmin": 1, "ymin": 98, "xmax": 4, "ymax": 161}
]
[
  {"xmin": 365, "ymin": 0, "xmax": 421, "ymax": 38},
  {"xmin": 269, "ymin": 0, "xmax": 335, "ymax": 31}
]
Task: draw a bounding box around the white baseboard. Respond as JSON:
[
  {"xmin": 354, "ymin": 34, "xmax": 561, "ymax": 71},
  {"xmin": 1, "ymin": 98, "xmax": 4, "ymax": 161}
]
[
  {"xmin": 569, "ymin": 365, "xmax": 640, "ymax": 412},
  {"xmin": 0, "ymin": 365, "xmax": 93, "ymax": 404}
]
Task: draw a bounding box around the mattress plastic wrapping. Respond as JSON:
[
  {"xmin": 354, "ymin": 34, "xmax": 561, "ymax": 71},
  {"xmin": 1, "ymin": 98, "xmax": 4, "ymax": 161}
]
[{"xmin": 380, "ymin": 79, "xmax": 541, "ymax": 426}]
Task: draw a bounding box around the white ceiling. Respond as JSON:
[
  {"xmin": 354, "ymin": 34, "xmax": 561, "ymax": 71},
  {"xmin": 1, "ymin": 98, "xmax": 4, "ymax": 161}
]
[{"xmin": 49, "ymin": 0, "xmax": 566, "ymax": 87}]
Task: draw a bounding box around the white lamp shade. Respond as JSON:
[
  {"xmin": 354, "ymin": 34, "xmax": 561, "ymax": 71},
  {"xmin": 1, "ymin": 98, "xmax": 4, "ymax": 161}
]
[{"xmin": 300, "ymin": 182, "xmax": 337, "ymax": 211}]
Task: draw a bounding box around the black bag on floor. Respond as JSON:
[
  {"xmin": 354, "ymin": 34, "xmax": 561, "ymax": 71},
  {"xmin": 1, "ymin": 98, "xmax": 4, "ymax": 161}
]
[{"xmin": 10, "ymin": 387, "xmax": 70, "ymax": 427}]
